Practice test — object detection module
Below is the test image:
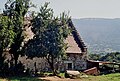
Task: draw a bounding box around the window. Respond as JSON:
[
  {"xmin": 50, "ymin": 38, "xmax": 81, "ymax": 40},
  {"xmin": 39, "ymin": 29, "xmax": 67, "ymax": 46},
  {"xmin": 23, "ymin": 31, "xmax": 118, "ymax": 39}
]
[{"xmin": 68, "ymin": 63, "xmax": 72, "ymax": 70}]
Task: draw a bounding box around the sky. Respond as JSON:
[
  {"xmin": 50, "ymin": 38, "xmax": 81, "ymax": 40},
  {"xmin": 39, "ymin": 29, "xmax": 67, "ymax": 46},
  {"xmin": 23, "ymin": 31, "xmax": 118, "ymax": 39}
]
[{"xmin": 0, "ymin": 0, "xmax": 120, "ymax": 19}]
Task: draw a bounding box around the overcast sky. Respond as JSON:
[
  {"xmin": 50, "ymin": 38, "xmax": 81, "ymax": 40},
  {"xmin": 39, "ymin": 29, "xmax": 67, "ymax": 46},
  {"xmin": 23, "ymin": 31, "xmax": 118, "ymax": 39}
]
[{"xmin": 0, "ymin": 0, "xmax": 120, "ymax": 19}]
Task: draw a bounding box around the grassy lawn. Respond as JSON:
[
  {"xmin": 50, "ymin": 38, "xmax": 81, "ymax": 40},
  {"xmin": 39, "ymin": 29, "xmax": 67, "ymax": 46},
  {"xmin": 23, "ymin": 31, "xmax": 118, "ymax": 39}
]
[{"xmin": 81, "ymin": 73, "xmax": 120, "ymax": 81}]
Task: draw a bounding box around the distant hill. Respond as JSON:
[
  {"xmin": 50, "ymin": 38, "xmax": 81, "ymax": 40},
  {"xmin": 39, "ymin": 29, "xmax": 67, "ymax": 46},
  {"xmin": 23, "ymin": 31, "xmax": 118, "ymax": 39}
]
[{"xmin": 72, "ymin": 18, "xmax": 120, "ymax": 54}]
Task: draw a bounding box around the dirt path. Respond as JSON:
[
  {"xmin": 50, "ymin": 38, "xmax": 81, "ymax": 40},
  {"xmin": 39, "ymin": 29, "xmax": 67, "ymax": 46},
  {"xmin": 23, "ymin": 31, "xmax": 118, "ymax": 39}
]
[{"xmin": 40, "ymin": 76, "xmax": 82, "ymax": 81}]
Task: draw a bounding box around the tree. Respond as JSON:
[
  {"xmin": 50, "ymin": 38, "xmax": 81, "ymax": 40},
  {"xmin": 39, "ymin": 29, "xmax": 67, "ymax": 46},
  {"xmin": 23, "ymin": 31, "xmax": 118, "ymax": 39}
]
[
  {"xmin": 0, "ymin": 15, "xmax": 15, "ymax": 71},
  {"xmin": 3, "ymin": 0, "xmax": 31, "ymax": 70},
  {"xmin": 0, "ymin": 15, "xmax": 15, "ymax": 53},
  {"xmin": 88, "ymin": 54, "xmax": 102, "ymax": 60},
  {"xmin": 24, "ymin": 2, "xmax": 71, "ymax": 75},
  {"xmin": 100, "ymin": 52, "xmax": 120, "ymax": 62}
]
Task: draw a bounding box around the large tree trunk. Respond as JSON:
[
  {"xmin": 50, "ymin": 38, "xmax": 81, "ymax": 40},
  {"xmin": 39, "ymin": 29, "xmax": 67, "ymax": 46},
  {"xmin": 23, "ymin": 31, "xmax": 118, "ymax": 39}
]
[{"xmin": 46, "ymin": 55, "xmax": 57, "ymax": 75}]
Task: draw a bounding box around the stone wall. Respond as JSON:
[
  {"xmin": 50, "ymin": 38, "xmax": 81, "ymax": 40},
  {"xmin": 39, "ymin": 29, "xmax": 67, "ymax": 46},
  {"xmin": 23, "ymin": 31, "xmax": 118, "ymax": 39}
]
[
  {"xmin": 18, "ymin": 56, "xmax": 50, "ymax": 72},
  {"xmin": 18, "ymin": 53, "xmax": 87, "ymax": 72},
  {"xmin": 61, "ymin": 53, "xmax": 87, "ymax": 71},
  {"xmin": 4, "ymin": 52, "xmax": 87, "ymax": 72}
]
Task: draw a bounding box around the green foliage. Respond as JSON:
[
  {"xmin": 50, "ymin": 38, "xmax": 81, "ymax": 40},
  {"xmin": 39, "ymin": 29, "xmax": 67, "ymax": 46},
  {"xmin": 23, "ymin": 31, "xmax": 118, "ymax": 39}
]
[
  {"xmin": 0, "ymin": 15, "xmax": 15, "ymax": 73},
  {"xmin": 0, "ymin": 16, "xmax": 15, "ymax": 49},
  {"xmin": 4, "ymin": 0, "xmax": 31, "ymax": 59},
  {"xmin": 89, "ymin": 52, "xmax": 120, "ymax": 63},
  {"xmin": 24, "ymin": 2, "xmax": 71, "ymax": 74},
  {"xmin": 25, "ymin": 2, "xmax": 70, "ymax": 58},
  {"xmin": 100, "ymin": 52, "xmax": 120, "ymax": 62},
  {"xmin": 88, "ymin": 54, "xmax": 102, "ymax": 61},
  {"xmin": 1, "ymin": 0, "xmax": 31, "ymax": 75}
]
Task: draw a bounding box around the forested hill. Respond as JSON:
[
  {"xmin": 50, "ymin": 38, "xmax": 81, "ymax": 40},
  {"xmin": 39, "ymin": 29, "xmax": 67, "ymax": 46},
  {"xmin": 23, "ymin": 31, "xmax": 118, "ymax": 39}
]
[{"xmin": 72, "ymin": 18, "xmax": 120, "ymax": 54}]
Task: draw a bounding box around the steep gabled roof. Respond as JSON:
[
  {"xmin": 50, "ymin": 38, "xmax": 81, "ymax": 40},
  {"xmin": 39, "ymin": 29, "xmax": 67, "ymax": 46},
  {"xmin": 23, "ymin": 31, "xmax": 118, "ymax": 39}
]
[
  {"xmin": 65, "ymin": 35, "xmax": 82, "ymax": 54},
  {"xmin": 65, "ymin": 19, "xmax": 87, "ymax": 53},
  {"xmin": 24, "ymin": 18, "xmax": 87, "ymax": 54}
]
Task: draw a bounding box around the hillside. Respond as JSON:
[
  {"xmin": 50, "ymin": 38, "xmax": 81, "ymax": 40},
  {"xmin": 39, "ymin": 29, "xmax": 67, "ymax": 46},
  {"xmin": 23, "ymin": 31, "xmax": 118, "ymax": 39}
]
[{"xmin": 72, "ymin": 18, "xmax": 120, "ymax": 54}]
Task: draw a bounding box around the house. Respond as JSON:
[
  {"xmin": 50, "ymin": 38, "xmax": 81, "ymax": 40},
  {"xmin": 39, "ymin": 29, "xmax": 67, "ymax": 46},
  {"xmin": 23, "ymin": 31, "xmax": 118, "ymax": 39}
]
[
  {"xmin": 60, "ymin": 19, "xmax": 87, "ymax": 71},
  {"xmin": 18, "ymin": 18, "xmax": 87, "ymax": 72}
]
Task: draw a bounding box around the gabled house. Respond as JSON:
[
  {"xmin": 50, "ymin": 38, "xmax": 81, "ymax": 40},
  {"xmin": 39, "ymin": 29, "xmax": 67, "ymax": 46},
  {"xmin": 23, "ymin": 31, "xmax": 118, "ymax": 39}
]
[
  {"xmin": 60, "ymin": 19, "xmax": 87, "ymax": 71},
  {"xmin": 19, "ymin": 18, "xmax": 87, "ymax": 72}
]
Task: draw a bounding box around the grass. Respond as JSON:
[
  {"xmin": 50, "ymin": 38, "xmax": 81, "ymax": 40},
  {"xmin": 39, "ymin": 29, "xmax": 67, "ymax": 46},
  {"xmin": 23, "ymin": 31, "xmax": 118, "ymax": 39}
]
[
  {"xmin": 42, "ymin": 72, "xmax": 65, "ymax": 77},
  {"xmin": 58, "ymin": 73, "xmax": 65, "ymax": 77},
  {"xmin": 80, "ymin": 73, "xmax": 120, "ymax": 81}
]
